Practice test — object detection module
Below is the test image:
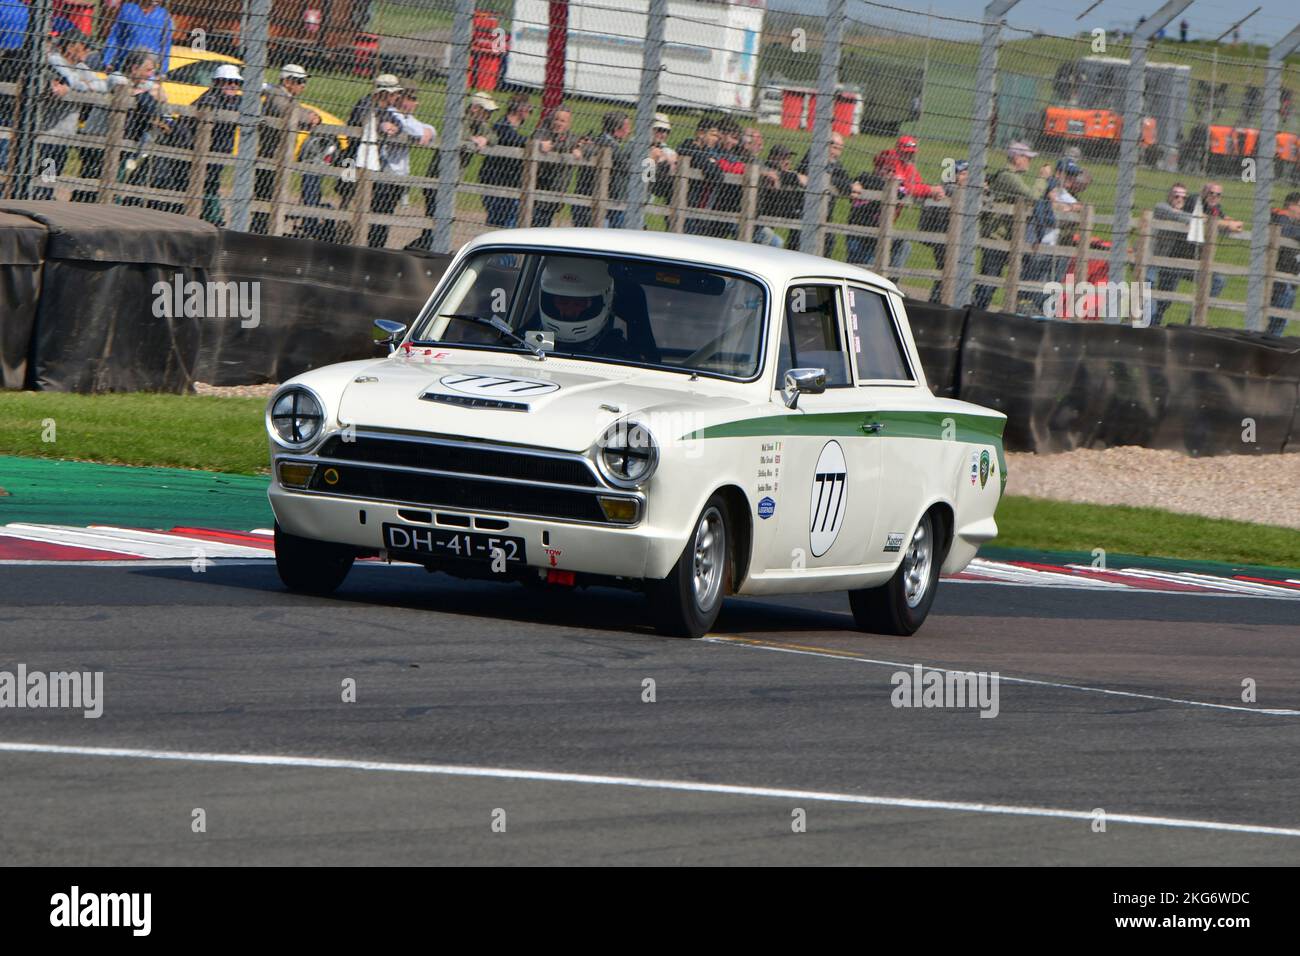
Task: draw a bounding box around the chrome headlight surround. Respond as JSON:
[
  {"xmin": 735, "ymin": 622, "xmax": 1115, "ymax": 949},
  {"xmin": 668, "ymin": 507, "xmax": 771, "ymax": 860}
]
[
  {"xmin": 596, "ymin": 420, "xmax": 659, "ymax": 489},
  {"xmin": 266, "ymin": 385, "xmax": 327, "ymax": 450}
]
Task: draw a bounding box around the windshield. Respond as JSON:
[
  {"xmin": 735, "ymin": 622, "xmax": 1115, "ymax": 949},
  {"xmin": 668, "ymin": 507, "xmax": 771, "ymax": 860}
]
[{"xmin": 410, "ymin": 249, "xmax": 768, "ymax": 379}]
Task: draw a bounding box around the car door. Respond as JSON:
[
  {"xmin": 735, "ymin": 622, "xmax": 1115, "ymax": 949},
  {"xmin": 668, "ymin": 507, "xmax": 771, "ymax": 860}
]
[
  {"xmin": 844, "ymin": 283, "xmax": 928, "ymax": 557},
  {"xmin": 766, "ymin": 281, "xmax": 881, "ymax": 575}
]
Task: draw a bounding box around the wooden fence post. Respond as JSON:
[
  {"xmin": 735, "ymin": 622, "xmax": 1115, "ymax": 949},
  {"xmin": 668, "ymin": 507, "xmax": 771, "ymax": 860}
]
[
  {"xmin": 98, "ymin": 84, "xmax": 133, "ymax": 204},
  {"xmin": 592, "ymin": 146, "xmax": 612, "ymax": 227},
  {"xmin": 1073, "ymin": 203, "xmax": 1094, "ymax": 291},
  {"xmin": 879, "ymin": 175, "xmax": 899, "ymax": 273},
  {"xmin": 1004, "ymin": 199, "xmax": 1027, "ymax": 308},
  {"xmin": 940, "ymin": 185, "xmax": 961, "ymax": 305},
  {"xmin": 519, "ymin": 138, "xmax": 540, "ymax": 229},
  {"xmin": 669, "ymin": 154, "xmax": 690, "ymax": 233},
  {"xmin": 269, "ymin": 107, "xmax": 299, "ymax": 237},
  {"xmin": 351, "ymin": 165, "xmax": 371, "ymax": 246},
  {"xmin": 183, "ymin": 108, "xmax": 212, "ymax": 219},
  {"xmin": 739, "ymin": 161, "xmax": 760, "ymax": 242},
  {"xmin": 1192, "ymin": 213, "xmax": 1220, "ymax": 326}
]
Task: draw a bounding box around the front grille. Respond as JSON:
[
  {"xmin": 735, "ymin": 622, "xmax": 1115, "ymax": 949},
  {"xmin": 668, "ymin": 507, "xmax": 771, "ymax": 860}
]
[
  {"xmin": 309, "ymin": 464, "xmax": 612, "ymax": 523},
  {"xmin": 317, "ymin": 434, "xmax": 598, "ymax": 487}
]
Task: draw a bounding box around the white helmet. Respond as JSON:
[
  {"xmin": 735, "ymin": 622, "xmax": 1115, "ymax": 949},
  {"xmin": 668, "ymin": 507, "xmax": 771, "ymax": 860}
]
[{"xmin": 539, "ymin": 257, "xmax": 613, "ymax": 345}]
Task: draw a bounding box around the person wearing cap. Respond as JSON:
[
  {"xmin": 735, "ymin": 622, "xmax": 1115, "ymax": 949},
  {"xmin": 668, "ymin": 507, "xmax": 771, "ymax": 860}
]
[
  {"xmin": 1023, "ymin": 157, "xmax": 1086, "ymax": 312},
  {"xmin": 250, "ymin": 64, "xmax": 322, "ymax": 235},
  {"xmin": 973, "ymin": 140, "xmax": 1044, "ymax": 311},
  {"xmin": 365, "ymin": 84, "xmax": 434, "ymax": 249},
  {"xmin": 183, "ymin": 62, "xmax": 244, "ymax": 224},
  {"xmin": 676, "ymin": 116, "xmax": 723, "ymax": 235},
  {"xmin": 917, "ymin": 159, "xmax": 968, "ymax": 302},
  {"xmin": 529, "ymin": 105, "xmax": 583, "ymax": 227},
  {"xmin": 755, "ymin": 143, "xmax": 806, "ymax": 247},
  {"xmin": 460, "ymin": 91, "xmax": 499, "ymax": 167},
  {"xmin": 647, "ymin": 112, "xmax": 678, "ymax": 203},
  {"xmin": 479, "ymin": 93, "xmax": 533, "ymax": 229},
  {"xmin": 103, "ymin": 0, "xmax": 174, "ymax": 75},
  {"xmin": 846, "ymin": 134, "xmax": 941, "ymax": 272},
  {"xmin": 334, "ymin": 73, "xmax": 404, "ymax": 224}
]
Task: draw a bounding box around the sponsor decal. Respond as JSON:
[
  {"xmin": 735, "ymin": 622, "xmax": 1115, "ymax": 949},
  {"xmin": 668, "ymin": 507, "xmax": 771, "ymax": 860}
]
[
  {"xmin": 969, "ymin": 450, "xmax": 979, "ymax": 486},
  {"xmin": 884, "ymin": 532, "xmax": 905, "ymax": 552},
  {"xmin": 757, "ymin": 496, "xmax": 776, "ymax": 519},
  {"xmin": 809, "ymin": 440, "xmax": 848, "ymax": 558},
  {"xmin": 979, "ymin": 450, "xmax": 990, "ymax": 489},
  {"xmin": 437, "ymin": 374, "xmax": 560, "ymax": 398}
]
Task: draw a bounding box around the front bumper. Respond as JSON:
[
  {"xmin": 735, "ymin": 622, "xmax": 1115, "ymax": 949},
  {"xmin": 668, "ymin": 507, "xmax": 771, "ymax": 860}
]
[{"xmin": 269, "ymin": 485, "xmax": 686, "ymax": 580}]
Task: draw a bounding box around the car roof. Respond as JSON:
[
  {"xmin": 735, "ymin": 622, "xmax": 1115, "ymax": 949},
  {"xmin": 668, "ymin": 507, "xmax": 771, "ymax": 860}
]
[
  {"xmin": 169, "ymin": 46, "xmax": 242, "ymax": 67},
  {"xmin": 464, "ymin": 229, "xmax": 900, "ymax": 293}
]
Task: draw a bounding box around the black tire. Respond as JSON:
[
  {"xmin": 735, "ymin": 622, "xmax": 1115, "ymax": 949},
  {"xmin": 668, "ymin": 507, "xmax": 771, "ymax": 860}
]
[
  {"xmin": 848, "ymin": 510, "xmax": 945, "ymax": 636},
  {"xmin": 274, "ymin": 523, "xmax": 355, "ymax": 596},
  {"xmin": 647, "ymin": 495, "xmax": 730, "ymax": 639}
]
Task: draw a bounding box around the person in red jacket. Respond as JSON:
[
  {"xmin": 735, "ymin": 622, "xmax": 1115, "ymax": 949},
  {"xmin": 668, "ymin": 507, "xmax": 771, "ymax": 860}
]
[
  {"xmin": 872, "ymin": 135, "xmax": 941, "ymax": 205},
  {"xmin": 845, "ymin": 135, "xmax": 940, "ymax": 271}
]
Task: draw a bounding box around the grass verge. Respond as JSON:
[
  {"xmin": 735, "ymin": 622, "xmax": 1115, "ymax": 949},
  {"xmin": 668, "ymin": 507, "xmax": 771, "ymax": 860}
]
[
  {"xmin": 0, "ymin": 393, "xmax": 268, "ymax": 475},
  {"xmin": 2, "ymin": 392, "xmax": 1295, "ymax": 568}
]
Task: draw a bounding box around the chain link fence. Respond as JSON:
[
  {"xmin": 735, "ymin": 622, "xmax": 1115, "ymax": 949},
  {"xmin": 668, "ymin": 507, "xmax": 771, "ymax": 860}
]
[{"xmin": 2, "ymin": 0, "xmax": 1298, "ymax": 334}]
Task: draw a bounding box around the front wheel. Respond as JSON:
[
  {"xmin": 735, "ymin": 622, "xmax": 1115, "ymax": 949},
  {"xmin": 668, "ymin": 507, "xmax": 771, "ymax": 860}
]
[
  {"xmin": 647, "ymin": 496, "xmax": 730, "ymax": 639},
  {"xmin": 848, "ymin": 510, "xmax": 944, "ymax": 636},
  {"xmin": 274, "ymin": 523, "xmax": 355, "ymax": 595}
]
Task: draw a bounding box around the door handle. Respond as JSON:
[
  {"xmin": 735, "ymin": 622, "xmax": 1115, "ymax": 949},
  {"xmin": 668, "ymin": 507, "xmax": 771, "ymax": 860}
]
[{"xmin": 861, "ymin": 421, "xmax": 885, "ymax": 434}]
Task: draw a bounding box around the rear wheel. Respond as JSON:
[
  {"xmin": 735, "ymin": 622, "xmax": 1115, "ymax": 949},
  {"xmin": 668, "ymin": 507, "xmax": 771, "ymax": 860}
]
[
  {"xmin": 848, "ymin": 510, "xmax": 944, "ymax": 636},
  {"xmin": 274, "ymin": 523, "xmax": 355, "ymax": 595},
  {"xmin": 648, "ymin": 496, "xmax": 730, "ymax": 639}
]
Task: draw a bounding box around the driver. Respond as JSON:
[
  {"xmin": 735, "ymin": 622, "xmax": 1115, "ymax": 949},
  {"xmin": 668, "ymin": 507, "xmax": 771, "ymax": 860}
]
[{"xmin": 538, "ymin": 257, "xmax": 633, "ymax": 358}]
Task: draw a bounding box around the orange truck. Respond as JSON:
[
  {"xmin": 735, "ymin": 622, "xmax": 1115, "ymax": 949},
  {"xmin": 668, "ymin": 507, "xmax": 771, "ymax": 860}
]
[
  {"xmin": 1182, "ymin": 86, "xmax": 1298, "ymax": 177},
  {"xmin": 1038, "ymin": 56, "xmax": 1190, "ymax": 164}
]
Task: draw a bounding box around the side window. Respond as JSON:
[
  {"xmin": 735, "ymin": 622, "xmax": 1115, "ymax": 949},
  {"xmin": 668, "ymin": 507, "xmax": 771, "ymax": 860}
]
[
  {"xmin": 847, "ymin": 286, "xmax": 912, "ymax": 382},
  {"xmin": 778, "ymin": 285, "xmax": 851, "ymax": 387}
]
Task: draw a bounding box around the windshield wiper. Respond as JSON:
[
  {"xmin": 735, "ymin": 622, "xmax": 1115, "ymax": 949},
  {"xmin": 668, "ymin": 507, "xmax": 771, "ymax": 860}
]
[{"xmin": 441, "ymin": 314, "xmax": 543, "ymax": 359}]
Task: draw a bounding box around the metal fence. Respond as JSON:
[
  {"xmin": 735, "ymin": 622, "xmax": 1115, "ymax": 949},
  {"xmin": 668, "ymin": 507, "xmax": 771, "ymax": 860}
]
[{"xmin": 2, "ymin": 0, "xmax": 1300, "ymax": 334}]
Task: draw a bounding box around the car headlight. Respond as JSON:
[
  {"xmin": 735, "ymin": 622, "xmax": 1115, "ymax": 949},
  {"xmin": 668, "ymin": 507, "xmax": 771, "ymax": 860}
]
[
  {"xmin": 597, "ymin": 420, "xmax": 658, "ymax": 488},
  {"xmin": 267, "ymin": 386, "xmax": 326, "ymax": 448}
]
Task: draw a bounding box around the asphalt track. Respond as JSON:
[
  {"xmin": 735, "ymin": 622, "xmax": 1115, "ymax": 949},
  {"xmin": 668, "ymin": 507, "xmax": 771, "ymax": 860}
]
[{"xmin": 1, "ymin": 562, "xmax": 1299, "ymax": 865}]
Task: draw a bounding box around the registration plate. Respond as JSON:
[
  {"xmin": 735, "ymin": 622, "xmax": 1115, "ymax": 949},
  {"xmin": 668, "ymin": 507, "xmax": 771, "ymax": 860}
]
[{"xmin": 383, "ymin": 523, "xmax": 526, "ymax": 564}]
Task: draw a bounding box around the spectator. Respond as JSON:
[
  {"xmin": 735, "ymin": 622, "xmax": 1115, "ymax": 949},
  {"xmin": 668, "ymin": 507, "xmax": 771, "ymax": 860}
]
[
  {"xmin": 1267, "ymin": 192, "xmax": 1300, "ymax": 337},
  {"xmin": 36, "ymin": 30, "xmax": 105, "ymax": 201},
  {"xmin": 677, "ymin": 116, "xmax": 721, "ymax": 235},
  {"xmin": 336, "ymin": 73, "xmax": 403, "ymax": 230},
  {"xmin": 846, "ymin": 134, "xmax": 941, "ymax": 272},
  {"xmin": 0, "ymin": 0, "xmax": 29, "ymax": 172},
  {"xmin": 573, "ymin": 110, "xmax": 631, "ymax": 229},
  {"xmin": 251, "ymin": 63, "xmax": 321, "ymax": 235},
  {"xmin": 479, "ymin": 92, "xmax": 532, "ymax": 229},
  {"xmin": 103, "ymin": 0, "xmax": 173, "ymax": 75},
  {"xmin": 1146, "ymin": 181, "xmax": 1243, "ymax": 325},
  {"xmin": 973, "ymin": 141, "xmax": 1042, "ymax": 311},
  {"xmin": 917, "ymin": 158, "xmax": 967, "ymax": 302},
  {"xmin": 460, "ymin": 91, "xmax": 498, "ymax": 168},
  {"xmin": 755, "ymin": 143, "xmax": 805, "ymax": 247},
  {"xmin": 369, "ymin": 84, "xmax": 434, "ymax": 250},
  {"xmin": 647, "ymin": 112, "xmax": 678, "ymax": 204},
  {"xmin": 531, "ymin": 106, "xmax": 582, "ymax": 227},
  {"xmin": 789, "ymin": 131, "xmax": 852, "ymax": 257},
  {"xmin": 1025, "ymin": 157, "xmax": 1085, "ymax": 310},
  {"xmin": 708, "ymin": 118, "xmax": 748, "ymax": 239},
  {"xmin": 106, "ymin": 49, "xmax": 171, "ymax": 195},
  {"xmin": 186, "ymin": 62, "xmax": 242, "ymax": 224}
]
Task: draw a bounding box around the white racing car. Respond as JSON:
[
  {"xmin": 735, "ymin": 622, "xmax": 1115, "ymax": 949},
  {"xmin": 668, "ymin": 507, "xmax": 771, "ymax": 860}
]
[{"xmin": 266, "ymin": 230, "xmax": 1006, "ymax": 637}]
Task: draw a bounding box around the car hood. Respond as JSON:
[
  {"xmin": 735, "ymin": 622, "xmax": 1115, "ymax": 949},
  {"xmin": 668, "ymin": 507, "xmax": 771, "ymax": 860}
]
[{"xmin": 333, "ymin": 353, "xmax": 751, "ymax": 452}]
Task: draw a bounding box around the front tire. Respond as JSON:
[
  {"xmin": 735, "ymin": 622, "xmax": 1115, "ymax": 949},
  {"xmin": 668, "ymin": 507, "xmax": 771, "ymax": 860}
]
[
  {"xmin": 647, "ymin": 496, "xmax": 730, "ymax": 639},
  {"xmin": 849, "ymin": 510, "xmax": 944, "ymax": 636},
  {"xmin": 274, "ymin": 523, "xmax": 355, "ymax": 595}
]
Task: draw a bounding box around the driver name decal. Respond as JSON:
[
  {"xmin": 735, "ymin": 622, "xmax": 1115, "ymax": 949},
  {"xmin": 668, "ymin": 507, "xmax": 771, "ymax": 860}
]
[{"xmin": 809, "ymin": 440, "xmax": 848, "ymax": 557}]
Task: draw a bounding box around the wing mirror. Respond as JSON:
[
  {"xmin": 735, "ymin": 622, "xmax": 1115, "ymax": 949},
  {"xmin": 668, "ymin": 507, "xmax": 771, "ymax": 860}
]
[
  {"xmin": 373, "ymin": 319, "xmax": 407, "ymax": 353},
  {"xmin": 783, "ymin": 367, "xmax": 827, "ymax": 409}
]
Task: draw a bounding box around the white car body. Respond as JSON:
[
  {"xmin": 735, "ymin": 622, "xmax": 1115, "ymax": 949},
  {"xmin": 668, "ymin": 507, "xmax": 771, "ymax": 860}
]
[{"xmin": 267, "ymin": 230, "xmax": 1005, "ymax": 628}]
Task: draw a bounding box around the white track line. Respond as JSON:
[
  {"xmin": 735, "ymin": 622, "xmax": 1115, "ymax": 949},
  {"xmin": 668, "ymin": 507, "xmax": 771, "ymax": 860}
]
[
  {"xmin": 1, "ymin": 740, "xmax": 1297, "ymax": 838},
  {"xmin": 703, "ymin": 638, "xmax": 1300, "ymax": 717}
]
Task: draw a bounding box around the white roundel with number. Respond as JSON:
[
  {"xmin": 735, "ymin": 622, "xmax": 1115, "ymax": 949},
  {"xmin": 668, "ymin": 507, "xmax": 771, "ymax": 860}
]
[{"xmin": 808, "ymin": 440, "xmax": 848, "ymax": 558}]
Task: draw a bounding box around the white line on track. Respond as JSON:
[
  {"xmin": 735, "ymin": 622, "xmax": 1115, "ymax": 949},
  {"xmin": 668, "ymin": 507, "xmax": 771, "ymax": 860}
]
[
  {"xmin": 702, "ymin": 637, "xmax": 1300, "ymax": 717},
  {"xmin": 1, "ymin": 740, "xmax": 1298, "ymax": 838}
]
